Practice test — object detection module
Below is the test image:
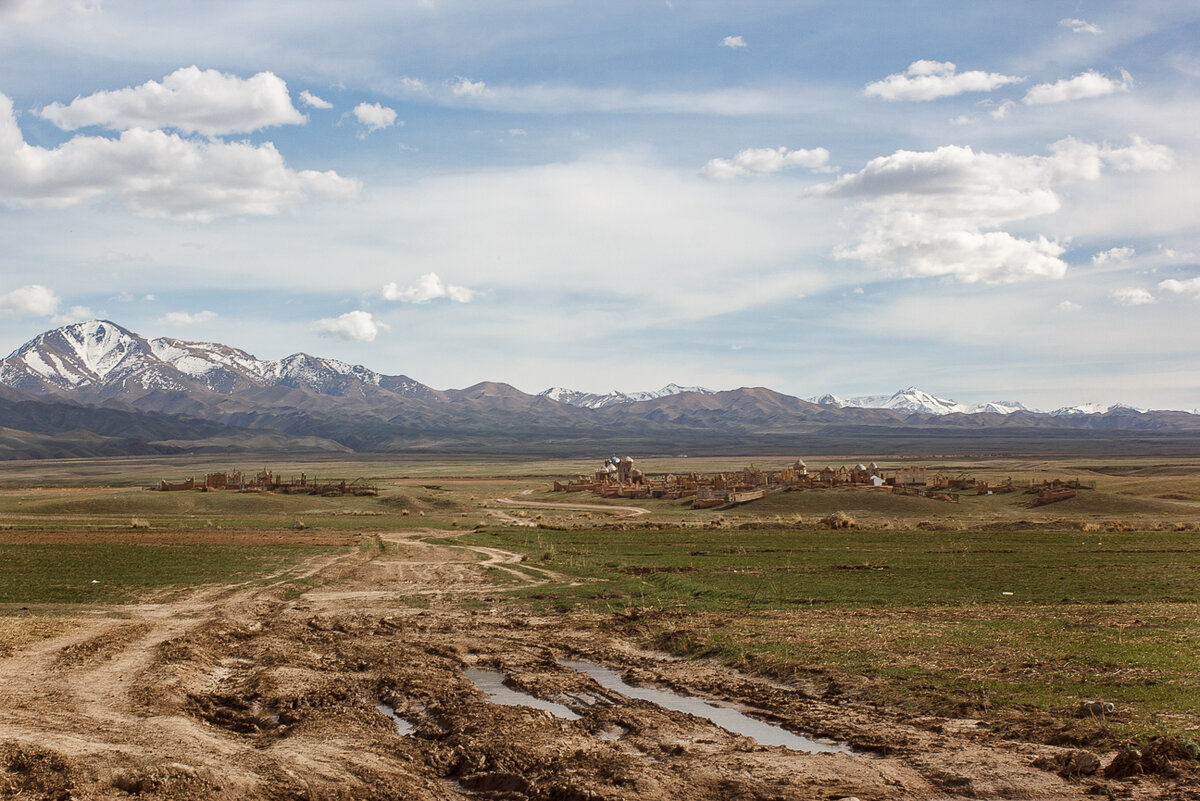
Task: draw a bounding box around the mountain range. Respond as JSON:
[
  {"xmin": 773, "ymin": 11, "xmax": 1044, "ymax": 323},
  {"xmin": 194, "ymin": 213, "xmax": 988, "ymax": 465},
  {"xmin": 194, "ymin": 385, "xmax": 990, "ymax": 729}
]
[{"xmin": 1, "ymin": 320, "xmax": 1199, "ymax": 460}]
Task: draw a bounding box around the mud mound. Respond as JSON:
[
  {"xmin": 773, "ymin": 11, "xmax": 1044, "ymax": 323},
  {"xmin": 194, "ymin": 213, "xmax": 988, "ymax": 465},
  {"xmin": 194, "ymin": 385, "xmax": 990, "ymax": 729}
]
[{"xmin": 1, "ymin": 742, "xmax": 77, "ymax": 799}]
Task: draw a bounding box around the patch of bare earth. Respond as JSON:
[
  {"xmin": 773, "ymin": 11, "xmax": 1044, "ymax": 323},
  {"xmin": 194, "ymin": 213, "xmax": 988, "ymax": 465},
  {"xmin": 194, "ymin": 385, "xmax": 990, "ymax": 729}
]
[{"xmin": 1, "ymin": 531, "xmax": 1195, "ymax": 800}]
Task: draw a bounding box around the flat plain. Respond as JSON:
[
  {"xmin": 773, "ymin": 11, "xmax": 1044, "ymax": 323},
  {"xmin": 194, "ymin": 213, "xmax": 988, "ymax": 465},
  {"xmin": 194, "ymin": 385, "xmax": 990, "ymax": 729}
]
[{"xmin": 1, "ymin": 452, "xmax": 1198, "ymax": 799}]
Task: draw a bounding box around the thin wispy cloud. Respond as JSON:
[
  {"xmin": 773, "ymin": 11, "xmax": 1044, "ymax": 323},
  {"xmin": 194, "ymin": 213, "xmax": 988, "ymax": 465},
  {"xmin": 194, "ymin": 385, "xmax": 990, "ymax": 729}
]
[
  {"xmin": 1111, "ymin": 287, "xmax": 1155, "ymax": 306},
  {"xmin": 300, "ymin": 90, "xmax": 332, "ymax": 109},
  {"xmin": 50, "ymin": 305, "xmax": 95, "ymax": 325},
  {"xmin": 158, "ymin": 310, "xmax": 216, "ymax": 325},
  {"xmin": 1060, "ymin": 18, "xmax": 1103, "ymax": 35},
  {"xmin": 864, "ymin": 60, "xmax": 1023, "ymax": 101}
]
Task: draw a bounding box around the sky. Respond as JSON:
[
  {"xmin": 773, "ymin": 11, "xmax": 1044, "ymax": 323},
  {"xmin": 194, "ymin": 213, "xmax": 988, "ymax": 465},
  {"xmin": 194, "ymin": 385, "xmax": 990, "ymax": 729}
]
[{"xmin": 0, "ymin": 1, "xmax": 1198, "ymax": 411}]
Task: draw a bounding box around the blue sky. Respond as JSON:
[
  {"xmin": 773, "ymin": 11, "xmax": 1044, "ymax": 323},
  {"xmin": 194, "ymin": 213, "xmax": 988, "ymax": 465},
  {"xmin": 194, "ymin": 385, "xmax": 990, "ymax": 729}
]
[{"xmin": 1, "ymin": 1, "xmax": 1198, "ymax": 410}]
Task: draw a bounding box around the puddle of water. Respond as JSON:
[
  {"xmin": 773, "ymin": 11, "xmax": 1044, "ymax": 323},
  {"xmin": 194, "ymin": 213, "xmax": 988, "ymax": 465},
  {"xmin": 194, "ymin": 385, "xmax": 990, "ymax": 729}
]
[
  {"xmin": 465, "ymin": 668, "xmax": 582, "ymax": 720},
  {"xmin": 376, "ymin": 703, "xmax": 415, "ymax": 735},
  {"xmin": 563, "ymin": 661, "xmax": 853, "ymax": 755}
]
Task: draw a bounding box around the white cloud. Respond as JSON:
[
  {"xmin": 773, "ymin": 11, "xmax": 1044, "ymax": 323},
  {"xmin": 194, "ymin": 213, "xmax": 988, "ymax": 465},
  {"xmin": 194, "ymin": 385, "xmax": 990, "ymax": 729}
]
[
  {"xmin": 300, "ymin": 90, "xmax": 332, "ymax": 109},
  {"xmin": 439, "ymin": 81, "xmax": 783, "ymax": 115},
  {"xmin": 1057, "ymin": 300, "xmax": 1082, "ymax": 311},
  {"xmin": 1158, "ymin": 277, "xmax": 1200, "ymax": 297},
  {"xmin": 0, "ymin": 0, "xmax": 97, "ymax": 20},
  {"xmin": 36, "ymin": 66, "xmax": 306, "ymax": 136},
  {"xmin": 158, "ymin": 310, "xmax": 215, "ymax": 325},
  {"xmin": 702, "ymin": 146, "xmax": 830, "ymax": 179},
  {"xmin": 508, "ymin": 128, "xmax": 527, "ymax": 137},
  {"xmin": 1112, "ymin": 287, "xmax": 1154, "ymax": 306},
  {"xmin": 812, "ymin": 137, "xmax": 1174, "ymax": 284},
  {"xmin": 0, "ymin": 93, "xmax": 360, "ymax": 220},
  {"xmin": 451, "ymin": 77, "xmax": 488, "ymax": 98},
  {"xmin": 382, "ymin": 272, "xmax": 475, "ymax": 303},
  {"xmin": 353, "ymin": 101, "xmax": 398, "ymax": 132},
  {"xmin": 990, "ymin": 99, "xmax": 1015, "ymax": 120},
  {"xmin": 864, "ymin": 60, "xmax": 1023, "ymax": 101},
  {"xmin": 1060, "ymin": 18, "xmax": 1103, "ymax": 35},
  {"xmin": 399, "ymin": 77, "xmax": 426, "ymax": 92},
  {"xmin": 1092, "ymin": 246, "xmax": 1135, "ymax": 265},
  {"xmin": 313, "ymin": 310, "xmax": 386, "ymax": 341},
  {"xmin": 719, "ymin": 35, "xmax": 747, "ymax": 49},
  {"xmin": 1023, "ymin": 69, "xmax": 1132, "ymax": 105},
  {"xmin": 51, "ymin": 304, "xmax": 95, "ymax": 324},
  {"xmin": 0, "ymin": 284, "xmax": 59, "ymax": 316}
]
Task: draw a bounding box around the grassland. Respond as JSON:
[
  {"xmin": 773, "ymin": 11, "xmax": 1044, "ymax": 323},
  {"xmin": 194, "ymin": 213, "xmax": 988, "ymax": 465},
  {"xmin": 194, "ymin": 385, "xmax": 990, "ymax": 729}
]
[
  {"xmin": 0, "ymin": 543, "xmax": 343, "ymax": 604},
  {"xmin": 462, "ymin": 524, "xmax": 1200, "ymax": 745},
  {"xmin": 3, "ymin": 451, "xmax": 1200, "ymax": 752}
]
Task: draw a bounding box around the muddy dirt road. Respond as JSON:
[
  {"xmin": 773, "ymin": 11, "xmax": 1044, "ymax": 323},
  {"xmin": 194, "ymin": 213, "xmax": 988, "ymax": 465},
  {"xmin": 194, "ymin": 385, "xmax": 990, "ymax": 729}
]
[{"xmin": 0, "ymin": 531, "xmax": 1188, "ymax": 800}]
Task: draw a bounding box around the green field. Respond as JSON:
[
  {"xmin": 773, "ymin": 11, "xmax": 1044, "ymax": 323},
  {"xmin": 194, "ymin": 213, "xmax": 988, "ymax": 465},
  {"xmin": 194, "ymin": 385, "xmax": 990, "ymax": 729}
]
[
  {"xmin": 464, "ymin": 525, "xmax": 1200, "ymax": 744},
  {"xmin": 0, "ymin": 543, "xmax": 344, "ymax": 604}
]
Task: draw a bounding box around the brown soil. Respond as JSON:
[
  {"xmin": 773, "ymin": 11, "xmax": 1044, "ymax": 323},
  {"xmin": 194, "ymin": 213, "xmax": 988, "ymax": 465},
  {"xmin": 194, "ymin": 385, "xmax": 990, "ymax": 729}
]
[
  {"xmin": 0, "ymin": 530, "xmax": 356, "ymax": 546},
  {"xmin": 1, "ymin": 530, "xmax": 1195, "ymax": 800}
]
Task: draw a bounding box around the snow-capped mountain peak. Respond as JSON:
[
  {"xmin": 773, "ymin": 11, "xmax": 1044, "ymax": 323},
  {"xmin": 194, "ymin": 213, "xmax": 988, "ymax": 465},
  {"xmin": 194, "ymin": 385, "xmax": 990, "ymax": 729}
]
[
  {"xmin": 807, "ymin": 387, "xmax": 1033, "ymax": 416},
  {"xmin": 0, "ymin": 320, "xmax": 426, "ymax": 400}
]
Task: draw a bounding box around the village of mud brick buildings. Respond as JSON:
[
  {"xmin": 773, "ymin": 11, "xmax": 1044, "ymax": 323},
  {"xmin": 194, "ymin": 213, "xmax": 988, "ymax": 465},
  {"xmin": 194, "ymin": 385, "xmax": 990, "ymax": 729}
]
[
  {"xmin": 553, "ymin": 457, "xmax": 1086, "ymax": 509},
  {"xmin": 154, "ymin": 468, "xmax": 377, "ymax": 496}
]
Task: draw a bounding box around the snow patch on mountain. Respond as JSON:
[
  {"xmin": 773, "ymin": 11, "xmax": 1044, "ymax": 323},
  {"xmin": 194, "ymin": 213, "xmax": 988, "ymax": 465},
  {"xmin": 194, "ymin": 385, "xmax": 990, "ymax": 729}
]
[{"xmin": 540, "ymin": 383, "xmax": 714, "ymax": 409}]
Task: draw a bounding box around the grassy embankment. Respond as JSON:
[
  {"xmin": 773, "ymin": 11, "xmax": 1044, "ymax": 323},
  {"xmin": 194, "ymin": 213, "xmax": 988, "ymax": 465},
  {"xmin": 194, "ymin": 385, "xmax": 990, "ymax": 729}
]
[{"xmin": 464, "ymin": 525, "xmax": 1200, "ymax": 747}]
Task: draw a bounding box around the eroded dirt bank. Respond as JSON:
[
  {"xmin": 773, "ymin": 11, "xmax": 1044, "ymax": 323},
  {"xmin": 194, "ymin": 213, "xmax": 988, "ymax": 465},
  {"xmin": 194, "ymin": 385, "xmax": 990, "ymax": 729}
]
[{"xmin": 1, "ymin": 531, "xmax": 1195, "ymax": 800}]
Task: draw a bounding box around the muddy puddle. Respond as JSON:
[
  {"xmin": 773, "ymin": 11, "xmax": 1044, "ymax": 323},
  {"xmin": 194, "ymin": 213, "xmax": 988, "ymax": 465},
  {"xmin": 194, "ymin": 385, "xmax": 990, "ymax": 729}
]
[
  {"xmin": 563, "ymin": 660, "xmax": 854, "ymax": 755},
  {"xmin": 376, "ymin": 703, "xmax": 415, "ymax": 735},
  {"xmin": 465, "ymin": 667, "xmax": 582, "ymax": 720}
]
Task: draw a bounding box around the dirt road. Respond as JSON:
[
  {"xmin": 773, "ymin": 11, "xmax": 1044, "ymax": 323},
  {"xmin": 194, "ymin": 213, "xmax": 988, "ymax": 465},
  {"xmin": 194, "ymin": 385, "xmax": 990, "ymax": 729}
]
[{"xmin": 0, "ymin": 531, "xmax": 1183, "ymax": 799}]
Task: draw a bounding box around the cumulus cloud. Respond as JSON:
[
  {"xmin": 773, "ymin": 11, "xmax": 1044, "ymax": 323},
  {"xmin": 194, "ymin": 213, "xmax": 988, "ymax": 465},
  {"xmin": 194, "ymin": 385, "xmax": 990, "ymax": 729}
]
[
  {"xmin": 158, "ymin": 310, "xmax": 215, "ymax": 325},
  {"xmin": 1158, "ymin": 277, "xmax": 1200, "ymax": 297},
  {"xmin": 1060, "ymin": 18, "xmax": 1103, "ymax": 35},
  {"xmin": 719, "ymin": 35, "xmax": 747, "ymax": 49},
  {"xmin": 1023, "ymin": 69, "xmax": 1132, "ymax": 105},
  {"xmin": 864, "ymin": 60, "xmax": 1023, "ymax": 101},
  {"xmin": 0, "ymin": 284, "xmax": 59, "ymax": 316},
  {"xmin": 451, "ymin": 77, "xmax": 488, "ymax": 98},
  {"xmin": 811, "ymin": 136, "xmax": 1174, "ymax": 283},
  {"xmin": 300, "ymin": 90, "xmax": 332, "ymax": 109},
  {"xmin": 0, "ymin": 93, "xmax": 360, "ymax": 220},
  {"xmin": 36, "ymin": 66, "xmax": 306, "ymax": 136},
  {"xmin": 702, "ymin": 146, "xmax": 830, "ymax": 179},
  {"xmin": 1112, "ymin": 287, "xmax": 1154, "ymax": 306},
  {"xmin": 313, "ymin": 310, "xmax": 386, "ymax": 341},
  {"xmin": 1092, "ymin": 246, "xmax": 1135, "ymax": 265},
  {"xmin": 353, "ymin": 101, "xmax": 398, "ymax": 132},
  {"xmin": 382, "ymin": 272, "xmax": 475, "ymax": 303},
  {"xmin": 1057, "ymin": 300, "xmax": 1082, "ymax": 311}
]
